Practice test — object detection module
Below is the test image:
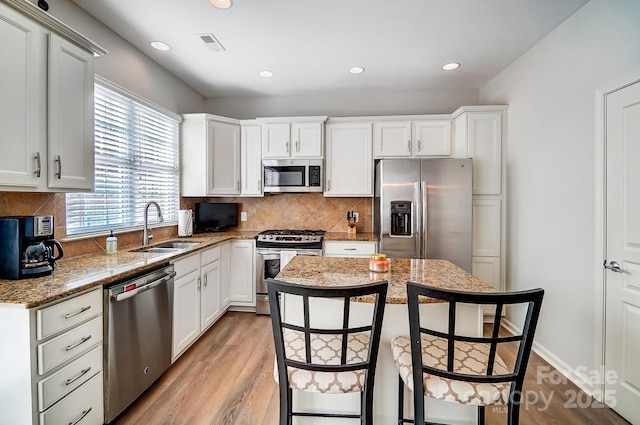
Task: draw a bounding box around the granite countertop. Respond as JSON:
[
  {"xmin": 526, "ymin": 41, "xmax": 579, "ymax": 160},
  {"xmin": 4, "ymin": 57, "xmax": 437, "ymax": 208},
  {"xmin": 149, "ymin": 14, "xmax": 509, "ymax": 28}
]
[
  {"xmin": 0, "ymin": 231, "xmax": 258, "ymax": 309},
  {"xmin": 323, "ymin": 232, "xmax": 378, "ymax": 242},
  {"xmin": 275, "ymin": 256, "xmax": 494, "ymax": 304}
]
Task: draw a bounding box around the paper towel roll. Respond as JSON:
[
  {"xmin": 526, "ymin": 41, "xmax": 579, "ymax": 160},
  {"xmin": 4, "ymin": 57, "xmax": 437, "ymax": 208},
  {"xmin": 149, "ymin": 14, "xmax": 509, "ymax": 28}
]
[{"xmin": 178, "ymin": 210, "xmax": 193, "ymax": 237}]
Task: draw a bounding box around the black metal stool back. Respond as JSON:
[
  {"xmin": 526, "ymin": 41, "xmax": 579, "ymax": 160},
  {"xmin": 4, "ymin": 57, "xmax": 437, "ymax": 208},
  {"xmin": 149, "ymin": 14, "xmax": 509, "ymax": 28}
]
[
  {"xmin": 267, "ymin": 278, "xmax": 388, "ymax": 425},
  {"xmin": 400, "ymin": 282, "xmax": 544, "ymax": 425}
]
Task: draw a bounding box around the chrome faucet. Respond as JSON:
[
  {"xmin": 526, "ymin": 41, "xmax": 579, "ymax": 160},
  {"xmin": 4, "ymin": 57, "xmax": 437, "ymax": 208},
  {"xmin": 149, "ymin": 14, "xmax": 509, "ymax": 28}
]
[{"xmin": 142, "ymin": 201, "xmax": 164, "ymax": 246}]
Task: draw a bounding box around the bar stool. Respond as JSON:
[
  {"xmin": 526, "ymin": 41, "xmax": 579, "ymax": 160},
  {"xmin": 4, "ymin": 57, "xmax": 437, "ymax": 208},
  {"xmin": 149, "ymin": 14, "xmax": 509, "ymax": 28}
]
[
  {"xmin": 267, "ymin": 278, "xmax": 388, "ymax": 425},
  {"xmin": 391, "ymin": 282, "xmax": 544, "ymax": 425}
]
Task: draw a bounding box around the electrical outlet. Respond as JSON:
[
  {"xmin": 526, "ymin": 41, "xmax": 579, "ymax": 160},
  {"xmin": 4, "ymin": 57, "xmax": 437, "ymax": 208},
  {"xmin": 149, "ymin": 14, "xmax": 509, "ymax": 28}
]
[
  {"xmin": 241, "ymin": 211, "xmax": 247, "ymax": 222},
  {"xmin": 353, "ymin": 212, "xmax": 359, "ymax": 223}
]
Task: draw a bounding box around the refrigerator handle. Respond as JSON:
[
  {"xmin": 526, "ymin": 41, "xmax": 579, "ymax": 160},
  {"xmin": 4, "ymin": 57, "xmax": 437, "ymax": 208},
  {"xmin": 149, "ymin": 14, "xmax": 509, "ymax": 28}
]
[
  {"xmin": 414, "ymin": 182, "xmax": 422, "ymax": 258},
  {"xmin": 421, "ymin": 181, "xmax": 428, "ymax": 259}
]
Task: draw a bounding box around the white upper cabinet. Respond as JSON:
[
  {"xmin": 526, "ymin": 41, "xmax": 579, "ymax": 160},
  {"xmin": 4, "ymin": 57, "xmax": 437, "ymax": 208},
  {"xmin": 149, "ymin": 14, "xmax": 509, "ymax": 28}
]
[
  {"xmin": 412, "ymin": 121, "xmax": 452, "ymax": 156},
  {"xmin": 324, "ymin": 122, "xmax": 373, "ymax": 197},
  {"xmin": 0, "ymin": 3, "xmax": 46, "ymax": 189},
  {"xmin": 374, "ymin": 119, "xmax": 451, "ymax": 158},
  {"xmin": 47, "ymin": 34, "xmax": 94, "ymax": 191},
  {"xmin": 260, "ymin": 118, "xmax": 326, "ymax": 159},
  {"xmin": 0, "ymin": 1, "xmax": 103, "ymax": 192},
  {"xmin": 373, "ymin": 121, "xmax": 412, "ymax": 157},
  {"xmin": 181, "ymin": 114, "xmax": 241, "ymax": 197},
  {"xmin": 453, "ymin": 108, "xmax": 505, "ymax": 195},
  {"xmin": 240, "ymin": 123, "xmax": 263, "ymax": 196}
]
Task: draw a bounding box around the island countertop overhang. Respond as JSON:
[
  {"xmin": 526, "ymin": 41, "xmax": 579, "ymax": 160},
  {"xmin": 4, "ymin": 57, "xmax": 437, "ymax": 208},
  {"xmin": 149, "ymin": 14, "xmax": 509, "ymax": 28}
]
[{"xmin": 275, "ymin": 256, "xmax": 495, "ymax": 304}]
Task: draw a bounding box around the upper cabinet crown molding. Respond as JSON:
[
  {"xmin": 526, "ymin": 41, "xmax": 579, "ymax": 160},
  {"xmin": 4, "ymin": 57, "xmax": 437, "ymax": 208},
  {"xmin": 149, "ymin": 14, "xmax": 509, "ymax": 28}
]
[
  {"xmin": 182, "ymin": 113, "xmax": 239, "ymax": 125},
  {"xmin": 451, "ymin": 105, "xmax": 508, "ymax": 119},
  {"xmin": 2, "ymin": 0, "xmax": 107, "ymax": 56},
  {"xmin": 256, "ymin": 116, "xmax": 328, "ymax": 123}
]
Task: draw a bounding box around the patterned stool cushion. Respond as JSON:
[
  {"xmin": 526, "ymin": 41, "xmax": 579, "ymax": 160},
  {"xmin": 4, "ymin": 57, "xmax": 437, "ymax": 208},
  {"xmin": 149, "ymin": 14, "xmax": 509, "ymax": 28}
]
[
  {"xmin": 390, "ymin": 335, "xmax": 511, "ymax": 405},
  {"xmin": 273, "ymin": 329, "xmax": 371, "ymax": 394}
]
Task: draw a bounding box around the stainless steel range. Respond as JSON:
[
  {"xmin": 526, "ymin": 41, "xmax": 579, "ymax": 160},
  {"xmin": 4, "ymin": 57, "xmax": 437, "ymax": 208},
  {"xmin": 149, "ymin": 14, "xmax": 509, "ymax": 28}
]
[{"xmin": 255, "ymin": 229, "xmax": 325, "ymax": 314}]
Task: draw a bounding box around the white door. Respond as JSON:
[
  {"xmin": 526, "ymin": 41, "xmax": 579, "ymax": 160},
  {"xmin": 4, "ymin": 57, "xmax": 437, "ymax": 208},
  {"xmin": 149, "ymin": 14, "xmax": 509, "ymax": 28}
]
[{"xmin": 604, "ymin": 79, "xmax": 640, "ymax": 424}]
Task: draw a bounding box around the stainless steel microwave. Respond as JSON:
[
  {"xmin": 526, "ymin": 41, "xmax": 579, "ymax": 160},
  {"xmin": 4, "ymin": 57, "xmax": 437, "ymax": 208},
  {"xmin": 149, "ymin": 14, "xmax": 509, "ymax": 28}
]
[{"xmin": 263, "ymin": 159, "xmax": 323, "ymax": 193}]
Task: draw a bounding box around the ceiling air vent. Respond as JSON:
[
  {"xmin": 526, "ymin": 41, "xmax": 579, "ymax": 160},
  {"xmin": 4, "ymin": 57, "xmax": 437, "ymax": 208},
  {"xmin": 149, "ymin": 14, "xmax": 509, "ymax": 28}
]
[{"xmin": 197, "ymin": 33, "xmax": 226, "ymax": 52}]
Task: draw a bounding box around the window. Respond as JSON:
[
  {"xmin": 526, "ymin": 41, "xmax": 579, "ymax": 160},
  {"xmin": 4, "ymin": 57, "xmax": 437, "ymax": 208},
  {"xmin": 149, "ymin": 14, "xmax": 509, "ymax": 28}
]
[{"xmin": 66, "ymin": 77, "xmax": 180, "ymax": 236}]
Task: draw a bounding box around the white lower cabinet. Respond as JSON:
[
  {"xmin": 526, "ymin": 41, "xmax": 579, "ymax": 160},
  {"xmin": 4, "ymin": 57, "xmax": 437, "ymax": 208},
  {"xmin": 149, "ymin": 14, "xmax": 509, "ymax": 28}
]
[
  {"xmin": 324, "ymin": 241, "xmax": 377, "ymax": 258},
  {"xmin": 220, "ymin": 242, "xmax": 231, "ymax": 310},
  {"xmin": 229, "ymin": 240, "xmax": 255, "ymax": 307},
  {"xmin": 172, "ymin": 246, "xmax": 227, "ymax": 361},
  {"xmin": 0, "ymin": 287, "xmax": 103, "ymax": 425},
  {"xmin": 39, "ymin": 371, "xmax": 104, "ymax": 425}
]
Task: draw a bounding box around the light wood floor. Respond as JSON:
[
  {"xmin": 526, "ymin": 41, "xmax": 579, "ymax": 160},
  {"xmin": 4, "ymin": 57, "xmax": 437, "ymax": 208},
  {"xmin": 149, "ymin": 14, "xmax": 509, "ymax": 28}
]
[{"xmin": 112, "ymin": 312, "xmax": 630, "ymax": 425}]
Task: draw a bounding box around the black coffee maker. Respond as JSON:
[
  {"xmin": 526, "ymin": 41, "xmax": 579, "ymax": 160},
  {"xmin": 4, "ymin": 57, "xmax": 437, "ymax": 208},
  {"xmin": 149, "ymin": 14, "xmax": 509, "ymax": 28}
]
[{"xmin": 0, "ymin": 216, "xmax": 64, "ymax": 279}]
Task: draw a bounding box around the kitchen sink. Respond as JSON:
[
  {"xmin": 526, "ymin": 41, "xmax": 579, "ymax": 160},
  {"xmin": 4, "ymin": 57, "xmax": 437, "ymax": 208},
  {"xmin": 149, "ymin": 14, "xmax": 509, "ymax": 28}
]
[
  {"xmin": 154, "ymin": 241, "xmax": 202, "ymax": 249},
  {"xmin": 131, "ymin": 241, "xmax": 202, "ymax": 253}
]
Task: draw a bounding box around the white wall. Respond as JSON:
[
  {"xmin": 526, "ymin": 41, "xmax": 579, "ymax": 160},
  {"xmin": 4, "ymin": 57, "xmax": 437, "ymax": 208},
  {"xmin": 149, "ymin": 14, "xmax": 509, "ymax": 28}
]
[
  {"xmin": 205, "ymin": 88, "xmax": 479, "ymax": 119},
  {"xmin": 43, "ymin": 0, "xmax": 204, "ymax": 114},
  {"xmin": 480, "ymin": 0, "xmax": 640, "ymax": 380}
]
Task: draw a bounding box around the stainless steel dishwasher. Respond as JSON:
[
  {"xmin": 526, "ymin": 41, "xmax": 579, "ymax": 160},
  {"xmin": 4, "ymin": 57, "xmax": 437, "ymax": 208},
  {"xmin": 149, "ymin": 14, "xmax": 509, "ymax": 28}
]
[{"xmin": 104, "ymin": 264, "xmax": 175, "ymax": 423}]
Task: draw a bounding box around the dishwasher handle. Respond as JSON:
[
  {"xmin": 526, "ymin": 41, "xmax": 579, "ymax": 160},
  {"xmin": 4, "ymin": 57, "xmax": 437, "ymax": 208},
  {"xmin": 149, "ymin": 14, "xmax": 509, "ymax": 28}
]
[{"xmin": 112, "ymin": 271, "xmax": 176, "ymax": 302}]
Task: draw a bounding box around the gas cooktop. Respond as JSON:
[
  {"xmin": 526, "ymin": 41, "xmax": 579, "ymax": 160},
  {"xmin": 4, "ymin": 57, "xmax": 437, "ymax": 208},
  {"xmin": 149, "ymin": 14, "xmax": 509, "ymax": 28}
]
[{"xmin": 256, "ymin": 229, "xmax": 325, "ymax": 244}]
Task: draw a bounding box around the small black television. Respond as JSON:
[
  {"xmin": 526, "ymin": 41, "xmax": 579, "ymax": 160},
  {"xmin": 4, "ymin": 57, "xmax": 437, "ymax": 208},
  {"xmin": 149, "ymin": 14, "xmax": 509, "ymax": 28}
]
[{"xmin": 194, "ymin": 203, "xmax": 238, "ymax": 233}]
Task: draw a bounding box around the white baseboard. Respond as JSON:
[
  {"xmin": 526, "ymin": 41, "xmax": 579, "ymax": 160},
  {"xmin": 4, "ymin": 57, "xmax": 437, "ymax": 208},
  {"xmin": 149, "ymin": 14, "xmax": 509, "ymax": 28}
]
[{"xmin": 502, "ymin": 319, "xmax": 596, "ymax": 396}]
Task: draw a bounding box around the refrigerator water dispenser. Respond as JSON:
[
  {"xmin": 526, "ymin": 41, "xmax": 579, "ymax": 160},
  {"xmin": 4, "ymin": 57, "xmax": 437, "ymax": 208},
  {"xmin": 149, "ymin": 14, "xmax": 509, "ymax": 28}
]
[{"xmin": 390, "ymin": 201, "xmax": 412, "ymax": 236}]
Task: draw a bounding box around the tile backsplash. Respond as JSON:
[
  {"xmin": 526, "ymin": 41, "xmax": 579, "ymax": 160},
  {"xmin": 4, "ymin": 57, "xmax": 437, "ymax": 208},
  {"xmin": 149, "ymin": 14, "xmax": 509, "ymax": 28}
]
[
  {"xmin": 0, "ymin": 192, "xmax": 372, "ymax": 258},
  {"xmin": 181, "ymin": 193, "xmax": 372, "ymax": 233}
]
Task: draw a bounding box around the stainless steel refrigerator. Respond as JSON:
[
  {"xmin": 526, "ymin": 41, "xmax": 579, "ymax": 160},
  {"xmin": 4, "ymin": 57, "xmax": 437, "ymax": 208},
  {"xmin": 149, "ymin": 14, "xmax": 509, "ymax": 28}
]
[{"xmin": 374, "ymin": 158, "xmax": 473, "ymax": 272}]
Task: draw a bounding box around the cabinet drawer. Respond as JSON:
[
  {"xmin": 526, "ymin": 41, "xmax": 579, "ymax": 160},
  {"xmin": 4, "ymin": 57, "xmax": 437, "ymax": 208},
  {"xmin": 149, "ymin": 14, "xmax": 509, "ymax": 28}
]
[
  {"xmin": 324, "ymin": 241, "xmax": 377, "ymax": 258},
  {"xmin": 201, "ymin": 245, "xmax": 221, "ymax": 265},
  {"xmin": 172, "ymin": 252, "xmax": 200, "ymax": 278},
  {"xmin": 40, "ymin": 371, "xmax": 104, "ymax": 425},
  {"xmin": 38, "ymin": 346, "xmax": 102, "ymax": 411},
  {"xmin": 37, "ymin": 316, "xmax": 103, "ymax": 375},
  {"xmin": 36, "ymin": 289, "xmax": 102, "ymax": 340}
]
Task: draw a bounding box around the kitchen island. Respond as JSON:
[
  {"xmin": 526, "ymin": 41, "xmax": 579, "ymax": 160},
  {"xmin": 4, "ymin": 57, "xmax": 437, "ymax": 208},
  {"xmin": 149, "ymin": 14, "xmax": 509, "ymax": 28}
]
[{"xmin": 276, "ymin": 255, "xmax": 495, "ymax": 425}]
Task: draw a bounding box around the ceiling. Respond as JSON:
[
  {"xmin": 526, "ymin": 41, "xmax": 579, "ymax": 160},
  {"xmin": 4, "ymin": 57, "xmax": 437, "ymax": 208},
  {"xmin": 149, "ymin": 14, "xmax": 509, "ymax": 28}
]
[{"xmin": 71, "ymin": 0, "xmax": 589, "ymax": 98}]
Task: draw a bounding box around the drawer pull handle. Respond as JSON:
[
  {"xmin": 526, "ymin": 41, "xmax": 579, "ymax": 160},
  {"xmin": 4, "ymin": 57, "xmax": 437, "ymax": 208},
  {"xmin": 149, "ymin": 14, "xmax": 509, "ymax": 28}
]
[
  {"xmin": 65, "ymin": 367, "xmax": 92, "ymax": 386},
  {"xmin": 65, "ymin": 335, "xmax": 92, "ymax": 352},
  {"xmin": 68, "ymin": 407, "xmax": 92, "ymax": 425},
  {"xmin": 65, "ymin": 306, "xmax": 91, "ymax": 319},
  {"xmin": 343, "ymin": 248, "xmax": 357, "ymax": 251}
]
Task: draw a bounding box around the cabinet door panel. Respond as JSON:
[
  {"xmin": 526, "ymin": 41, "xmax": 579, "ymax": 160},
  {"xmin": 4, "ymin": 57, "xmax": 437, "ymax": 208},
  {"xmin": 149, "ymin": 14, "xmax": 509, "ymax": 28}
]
[
  {"xmin": 468, "ymin": 113, "xmax": 502, "ymax": 195},
  {"xmin": 48, "ymin": 34, "xmax": 94, "ymax": 190},
  {"xmin": 220, "ymin": 243, "xmax": 231, "ymax": 309},
  {"xmin": 230, "ymin": 240, "xmax": 255, "ymax": 304},
  {"xmin": 207, "ymin": 120, "xmax": 240, "ymax": 195},
  {"xmin": 0, "ymin": 4, "xmax": 46, "ymax": 188},
  {"xmin": 413, "ymin": 121, "xmax": 452, "ymax": 156},
  {"xmin": 200, "ymin": 260, "xmax": 221, "ymax": 330},
  {"xmin": 325, "ymin": 123, "xmax": 373, "ymax": 196},
  {"xmin": 292, "ymin": 122, "xmax": 323, "ymax": 157},
  {"xmin": 241, "ymin": 125, "xmax": 263, "ymax": 196},
  {"xmin": 472, "ymin": 257, "xmax": 501, "ymax": 291},
  {"xmin": 172, "ymin": 269, "xmax": 200, "ymax": 359},
  {"xmin": 262, "ymin": 123, "xmax": 290, "ymax": 158},
  {"xmin": 374, "ymin": 122, "xmax": 412, "ymax": 157},
  {"xmin": 472, "ymin": 199, "xmax": 501, "ymax": 257}
]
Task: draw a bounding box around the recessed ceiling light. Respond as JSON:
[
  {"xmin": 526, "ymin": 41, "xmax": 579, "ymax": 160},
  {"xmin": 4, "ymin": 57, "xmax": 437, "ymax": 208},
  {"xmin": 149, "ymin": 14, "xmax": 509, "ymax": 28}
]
[
  {"xmin": 150, "ymin": 41, "xmax": 170, "ymax": 51},
  {"xmin": 209, "ymin": 0, "xmax": 232, "ymax": 9},
  {"xmin": 259, "ymin": 70, "xmax": 274, "ymax": 78},
  {"xmin": 442, "ymin": 62, "xmax": 460, "ymax": 71},
  {"xmin": 349, "ymin": 66, "xmax": 365, "ymax": 74}
]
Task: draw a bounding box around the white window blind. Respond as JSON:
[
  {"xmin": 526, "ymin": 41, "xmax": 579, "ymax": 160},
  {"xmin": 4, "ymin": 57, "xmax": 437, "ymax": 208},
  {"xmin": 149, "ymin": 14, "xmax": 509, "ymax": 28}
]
[{"xmin": 66, "ymin": 80, "xmax": 179, "ymax": 236}]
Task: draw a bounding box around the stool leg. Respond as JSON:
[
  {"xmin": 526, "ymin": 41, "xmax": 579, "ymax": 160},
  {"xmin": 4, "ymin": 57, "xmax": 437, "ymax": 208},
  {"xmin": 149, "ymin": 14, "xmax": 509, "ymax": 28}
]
[
  {"xmin": 398, "ymin": 375, "xmax": 405, "ymax": 424},
  {"xmin": 477, "ymin": 405, "xmax": 485, "ymax": 425}
]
